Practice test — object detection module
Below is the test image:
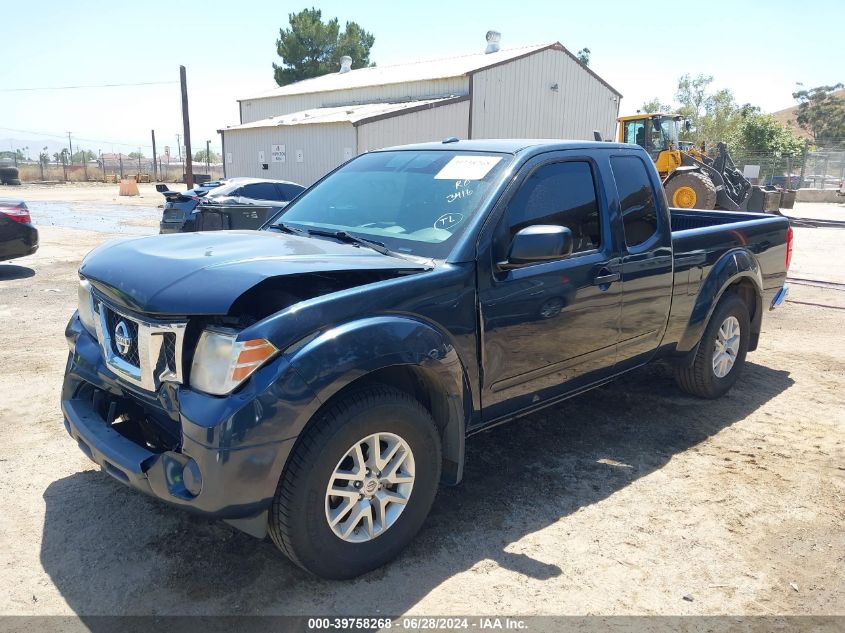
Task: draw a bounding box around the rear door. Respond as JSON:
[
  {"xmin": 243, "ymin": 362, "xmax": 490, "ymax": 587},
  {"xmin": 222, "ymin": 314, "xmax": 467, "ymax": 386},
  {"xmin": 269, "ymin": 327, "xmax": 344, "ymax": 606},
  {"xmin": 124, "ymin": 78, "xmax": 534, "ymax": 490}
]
[
  {"xmin": 609, "ymin": 154, "xmax": 673, "ymax": 368},
  {"xmin": 478, "ymin": 153, "xmax": 623, "ymax": 421}
]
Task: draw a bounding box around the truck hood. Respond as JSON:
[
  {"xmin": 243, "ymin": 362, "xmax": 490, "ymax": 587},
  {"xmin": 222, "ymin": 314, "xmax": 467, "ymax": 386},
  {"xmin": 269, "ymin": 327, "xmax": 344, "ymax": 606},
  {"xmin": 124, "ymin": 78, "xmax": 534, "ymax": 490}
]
[{"xmin": 80, "ymin": 230, "xmax": 429, "ymax": 315}]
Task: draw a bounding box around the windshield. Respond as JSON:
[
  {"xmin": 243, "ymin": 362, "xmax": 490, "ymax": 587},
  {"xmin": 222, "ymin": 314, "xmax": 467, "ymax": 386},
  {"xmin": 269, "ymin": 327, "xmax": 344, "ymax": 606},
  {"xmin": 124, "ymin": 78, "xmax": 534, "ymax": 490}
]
[
  {"xmin": 266, "ymin": 150, "xmax": 512, "ymax": 259},
  {"xmin": 653, "ymin": 116, "xmax": 680, "ymax": 149}
]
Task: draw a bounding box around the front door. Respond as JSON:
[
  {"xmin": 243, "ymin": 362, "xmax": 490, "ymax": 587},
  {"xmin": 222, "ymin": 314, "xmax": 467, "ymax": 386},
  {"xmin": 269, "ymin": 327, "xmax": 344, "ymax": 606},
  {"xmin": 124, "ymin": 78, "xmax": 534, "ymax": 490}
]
[{"xmin": 479, "ymin": 156, "xmax": 622, "ymax": 422}]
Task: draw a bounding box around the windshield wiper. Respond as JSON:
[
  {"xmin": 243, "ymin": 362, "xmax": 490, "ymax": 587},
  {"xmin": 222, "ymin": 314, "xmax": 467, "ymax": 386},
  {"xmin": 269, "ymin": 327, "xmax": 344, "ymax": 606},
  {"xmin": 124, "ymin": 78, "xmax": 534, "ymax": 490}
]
[
  {"xmin": 271, "ymin": 222, "xmax": 309, "ymax": 236},
  {"xmin": 306, "ymin": 228, "xmax": 408, "ymax": 260}
]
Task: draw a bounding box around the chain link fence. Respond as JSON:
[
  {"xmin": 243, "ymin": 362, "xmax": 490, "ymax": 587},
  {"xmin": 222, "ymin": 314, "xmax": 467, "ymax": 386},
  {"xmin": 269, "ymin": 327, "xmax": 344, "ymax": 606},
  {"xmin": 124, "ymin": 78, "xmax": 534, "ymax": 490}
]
[
  {"xmin": 728, "ymin": 148, "xmax": 844, "ymax": 189},
  {"xmin": 13, "ymin": 158, "xmax": 224, "ymax": 184}
]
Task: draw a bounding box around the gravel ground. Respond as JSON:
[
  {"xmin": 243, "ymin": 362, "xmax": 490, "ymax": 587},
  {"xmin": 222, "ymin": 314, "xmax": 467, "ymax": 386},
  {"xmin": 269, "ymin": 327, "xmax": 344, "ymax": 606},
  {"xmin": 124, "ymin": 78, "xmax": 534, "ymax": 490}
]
[{"xmin": 0, "ymin": 184, "xmax": 843, "ymax": 617}]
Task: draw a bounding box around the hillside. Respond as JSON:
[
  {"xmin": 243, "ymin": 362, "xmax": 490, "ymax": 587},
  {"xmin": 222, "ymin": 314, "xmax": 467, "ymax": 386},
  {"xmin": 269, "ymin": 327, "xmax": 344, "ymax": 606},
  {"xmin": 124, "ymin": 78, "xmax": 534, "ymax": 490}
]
[{"xmin": 770, "ymin": 89, "xmax": 845, "ymax": 140}]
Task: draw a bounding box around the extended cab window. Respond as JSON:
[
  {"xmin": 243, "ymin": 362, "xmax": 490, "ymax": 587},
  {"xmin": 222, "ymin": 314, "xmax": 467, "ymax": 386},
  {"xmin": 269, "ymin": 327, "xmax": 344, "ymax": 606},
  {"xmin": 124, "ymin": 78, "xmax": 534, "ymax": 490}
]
[
  {"xmin": 504, "ymin": 161, "xmax": 601, "ymax": 255},
  {"xmin": 611, "ymin": 156, "xmax": 659, "ymax": 248}
]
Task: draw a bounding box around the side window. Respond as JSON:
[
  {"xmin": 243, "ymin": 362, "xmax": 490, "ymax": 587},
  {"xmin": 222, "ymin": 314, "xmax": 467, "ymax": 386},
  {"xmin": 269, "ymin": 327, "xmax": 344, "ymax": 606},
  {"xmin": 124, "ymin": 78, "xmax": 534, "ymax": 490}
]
[
  {"xmin": 278, "ymin": 183, "xmax": 304, "ymax": 201},
  {"xmin": 610, "ymin": 156, "xmax": 659, "ymax": 248},
  {"xmin": 503, "ymin": 161, "xmax": 601, "ymax": 258},
  {"xmin": 242, "ymin": 182, "xmax": 280, "ymax": 200},
  {"xmin": 624, "ymin": 120, "xmax": 646, "ymax": 149}
]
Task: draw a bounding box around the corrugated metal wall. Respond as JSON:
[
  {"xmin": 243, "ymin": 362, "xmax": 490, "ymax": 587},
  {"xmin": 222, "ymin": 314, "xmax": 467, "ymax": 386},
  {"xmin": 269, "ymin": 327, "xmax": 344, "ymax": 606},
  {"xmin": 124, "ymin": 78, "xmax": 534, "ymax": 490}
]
[
  {"xmin": 470, "ymin": 49, "xmax": 620, "ymax": 141},
  {"xmin": 240, "ymin": 77, "xmax": 468, "ymax": 123},
  {"xmin": 223, "ymin": 123, "xmax": 356, "ymax": 186},
  {"xmin": 357, "ymin": 100, "xmax": 470, "ymax": 152}
]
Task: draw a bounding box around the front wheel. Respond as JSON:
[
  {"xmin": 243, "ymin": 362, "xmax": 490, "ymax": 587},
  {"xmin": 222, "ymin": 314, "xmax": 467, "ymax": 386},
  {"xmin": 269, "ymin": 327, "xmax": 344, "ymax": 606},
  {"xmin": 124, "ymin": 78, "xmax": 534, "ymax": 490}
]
[
  {"xmin": 269, "ymin": 384, "xmax": 442, "ymax": 579},
  {"xmin": 675, "ymin": 293, "xmax": 750, "ymax": 399},
  {"xmin": 666, "ymin": 171, "xmax": 717, "ymax": 209}
]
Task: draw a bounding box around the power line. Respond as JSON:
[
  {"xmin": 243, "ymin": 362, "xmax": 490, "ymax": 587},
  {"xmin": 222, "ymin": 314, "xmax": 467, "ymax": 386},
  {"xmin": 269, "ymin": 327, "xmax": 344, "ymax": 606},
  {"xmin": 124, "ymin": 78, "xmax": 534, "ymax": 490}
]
[
  {"xmin": 0, "ymin": 80, "xmax": 177, "ymax": 92},
  {"xmin": 0, "ymin": 125, "xmax": 154, "ymax": 149}
]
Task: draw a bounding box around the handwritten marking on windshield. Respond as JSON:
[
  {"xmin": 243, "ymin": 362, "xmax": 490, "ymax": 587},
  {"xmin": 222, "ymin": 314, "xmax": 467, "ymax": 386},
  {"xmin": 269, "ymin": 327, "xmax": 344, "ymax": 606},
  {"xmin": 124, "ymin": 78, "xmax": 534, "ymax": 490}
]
[
  {"xmin": 434, "ymin": 213, "xmax": 464, "ymax": 230},
  {"xmin": 446, "ymin": 179, "xmax": 473, "ymax": 203}
]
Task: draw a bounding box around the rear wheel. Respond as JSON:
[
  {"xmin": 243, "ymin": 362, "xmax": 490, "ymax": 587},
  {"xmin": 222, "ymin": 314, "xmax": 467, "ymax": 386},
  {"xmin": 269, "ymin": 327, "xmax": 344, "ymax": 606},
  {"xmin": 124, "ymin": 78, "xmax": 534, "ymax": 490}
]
[
  {"xmin": 675, "ymin": 293, "xmax": 750, "ymax": 398},
  {"xmin": 269, "ymin": 384, "xmax": 441, "ymax": 579},
  {"xmin": 666, "ymin": 171, "xmax": 717, "ymax": 209}
]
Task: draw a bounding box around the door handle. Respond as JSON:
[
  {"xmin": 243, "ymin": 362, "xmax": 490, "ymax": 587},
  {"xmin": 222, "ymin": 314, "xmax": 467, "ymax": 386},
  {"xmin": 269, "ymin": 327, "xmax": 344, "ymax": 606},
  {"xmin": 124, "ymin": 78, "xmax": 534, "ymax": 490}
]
[{"xmin": 593, "ymin": 272, "xmax": 620, "ymax": 286}]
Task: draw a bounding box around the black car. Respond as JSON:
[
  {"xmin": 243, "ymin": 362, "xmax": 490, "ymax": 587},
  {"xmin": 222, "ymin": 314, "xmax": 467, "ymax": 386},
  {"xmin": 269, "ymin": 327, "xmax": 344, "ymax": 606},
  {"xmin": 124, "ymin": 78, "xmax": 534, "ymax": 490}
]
[
  {"xmin": 0, "ymin": 198, "xmax": 38, "ymax": 261},
  {"xmin": 161, "ymin": 178, "xmax": 305, "ymax": 233},
  {"xmin": 157, "ymin": 179, "xmax": 232, "ymax": 234}
]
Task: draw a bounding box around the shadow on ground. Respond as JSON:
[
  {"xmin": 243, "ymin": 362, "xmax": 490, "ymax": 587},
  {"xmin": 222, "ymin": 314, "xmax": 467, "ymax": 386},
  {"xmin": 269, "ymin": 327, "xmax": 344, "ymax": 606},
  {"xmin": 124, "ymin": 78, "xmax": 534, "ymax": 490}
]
[
  {"xmin": 0, "ymin": 264, "xmax": 35, "ymax": 280},
  {"xmin": 40, "ymin": 362, "xmax": 793, "ymax": 616}
]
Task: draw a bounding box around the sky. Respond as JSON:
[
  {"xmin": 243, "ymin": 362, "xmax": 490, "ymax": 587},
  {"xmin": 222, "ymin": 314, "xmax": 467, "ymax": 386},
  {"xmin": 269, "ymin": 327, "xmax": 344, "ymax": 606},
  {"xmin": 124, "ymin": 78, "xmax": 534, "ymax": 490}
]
[{"xmin": 1, "ymin": 0, "xmax": 842, "ymax": 159}]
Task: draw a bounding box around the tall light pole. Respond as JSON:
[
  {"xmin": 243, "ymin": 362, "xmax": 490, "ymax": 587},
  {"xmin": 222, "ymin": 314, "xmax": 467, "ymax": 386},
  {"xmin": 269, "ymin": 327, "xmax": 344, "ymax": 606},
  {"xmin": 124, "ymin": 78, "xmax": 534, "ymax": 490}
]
[{"xmin": 67, "ymin": 132, "xmax": 73, "ymax": 165}]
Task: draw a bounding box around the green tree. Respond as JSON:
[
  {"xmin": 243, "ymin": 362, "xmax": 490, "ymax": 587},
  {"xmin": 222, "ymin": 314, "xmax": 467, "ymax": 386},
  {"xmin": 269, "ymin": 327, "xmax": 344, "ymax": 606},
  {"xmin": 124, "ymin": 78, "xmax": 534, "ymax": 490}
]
[
  {"xmin": 273, "ymin": 7, "xmax": 375, "ymax": 86},
  {"xmin": 194, "ymin": 149, "xmax": 220, "ymax": 163},
  {"xmin": 576, "ymin": 48, "xmax": 590, "ymax": 66},
  {"xmin": 791, "ymin": 83, "xmax": 845, "ymax": 146},
  {"xmin": 72, "ymin": 149, "xmax": 95, "ymax": 163},
  {"xmin": 675, "ymin": 74, "xmax": 714, "ymax": 141},
  {"xmin": 128, "ymin": 151, "xmax": 144, "ymax": 160},
  {"xmin": 728, "ymin": 112, "xmax": 803, "ymax": 157},
  {"xmin": 640, "ymin": 98, "xmax": 672, "ymax": 113}
]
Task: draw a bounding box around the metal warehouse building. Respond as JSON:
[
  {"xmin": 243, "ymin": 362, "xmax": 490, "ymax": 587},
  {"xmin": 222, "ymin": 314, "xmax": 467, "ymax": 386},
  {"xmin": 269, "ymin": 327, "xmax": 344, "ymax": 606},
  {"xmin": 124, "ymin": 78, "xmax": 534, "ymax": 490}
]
[{"xmin": 220, "ymin": 36, "xmax": 622, "ymax": 185}]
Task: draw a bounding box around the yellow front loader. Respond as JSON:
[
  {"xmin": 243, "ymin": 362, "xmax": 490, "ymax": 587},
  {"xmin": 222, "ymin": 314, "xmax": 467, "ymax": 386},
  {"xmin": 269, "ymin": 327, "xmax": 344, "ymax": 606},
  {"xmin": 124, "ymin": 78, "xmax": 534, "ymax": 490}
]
[{"xmin": 616, "ymin": 113, "xmax": 753, "ymax": 210}]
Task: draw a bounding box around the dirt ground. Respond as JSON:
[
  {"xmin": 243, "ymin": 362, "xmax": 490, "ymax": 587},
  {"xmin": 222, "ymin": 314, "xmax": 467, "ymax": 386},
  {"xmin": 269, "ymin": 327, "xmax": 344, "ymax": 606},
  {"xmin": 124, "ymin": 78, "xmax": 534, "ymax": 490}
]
[{"xmin": 0, "ymin": 183, "xmax": 843, "ymax": 617}]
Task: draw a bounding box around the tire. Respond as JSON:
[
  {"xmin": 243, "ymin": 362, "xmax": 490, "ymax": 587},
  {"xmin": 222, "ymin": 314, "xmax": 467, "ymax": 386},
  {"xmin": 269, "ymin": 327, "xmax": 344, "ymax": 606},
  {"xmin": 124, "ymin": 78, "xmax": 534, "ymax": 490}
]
[
  {"xmin": 666, "ymin": 171, "xmax": 717, "ymax": 209},
  {"xmin": 269, "ymin": 384, "xmax": 442, "ymax": 579},
  {"xmin": 675, "ymin": 292, "xmax": 750, "ymax": 399},
  {"xmin": 0, "ymin": 166, "xmax": 18, "ymax": 179}
]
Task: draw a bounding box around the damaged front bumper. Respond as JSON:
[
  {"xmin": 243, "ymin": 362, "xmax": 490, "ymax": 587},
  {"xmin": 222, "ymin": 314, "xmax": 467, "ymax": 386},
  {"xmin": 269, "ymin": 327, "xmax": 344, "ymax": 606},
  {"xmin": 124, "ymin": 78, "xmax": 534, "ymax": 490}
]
[{"xmin": 62, "ymin": 314, "xmax": 316, "ymax": 537}]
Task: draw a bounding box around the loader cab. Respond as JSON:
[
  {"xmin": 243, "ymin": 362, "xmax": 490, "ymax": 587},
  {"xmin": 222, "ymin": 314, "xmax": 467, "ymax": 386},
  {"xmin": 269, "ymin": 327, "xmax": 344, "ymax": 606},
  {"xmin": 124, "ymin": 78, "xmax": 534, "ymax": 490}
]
[{"xmin": 618, "ymin": 114, "xmax": 682, "ymax": 158}]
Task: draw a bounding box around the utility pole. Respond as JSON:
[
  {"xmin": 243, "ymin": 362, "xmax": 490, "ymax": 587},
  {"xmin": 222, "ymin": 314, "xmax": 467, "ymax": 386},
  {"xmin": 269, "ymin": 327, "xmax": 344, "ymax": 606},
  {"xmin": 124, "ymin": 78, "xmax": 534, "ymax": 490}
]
[
  {"xmin": 176, "ymin": 134, "xmax": 181, "ymax": 163},
  {"xmin": 206, "ymin": 140, "xmax": 210, "ymax": 176},
  {"xmin": 151, "ymin": 130, "xmax": 158, "ymax": 181},
  {"xmin": 137, "ymin": 147, "xmax": 142, "ymax": 174},
  {"xmin": 180, "ymin": 65, "xmax": 194, "ymax": 188},
  {"xmin": 82, "ymin": 149, "xmax": 88, "ymax": 181},
  {"xmin": 119, "ymin": 153, "xmax": 124, "ymax": 179},
  {"xmin": 67, "ymin": 132, "xmax": 73, "ymax": 165},
  {"xmin": 99, "ymin": 149, "xmax": 105, "ymax": 182}
]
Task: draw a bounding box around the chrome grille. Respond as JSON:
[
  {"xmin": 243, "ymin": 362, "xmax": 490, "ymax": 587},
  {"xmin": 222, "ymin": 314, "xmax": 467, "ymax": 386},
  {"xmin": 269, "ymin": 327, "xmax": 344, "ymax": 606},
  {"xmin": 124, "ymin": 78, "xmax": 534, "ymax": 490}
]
[
  {"xmin": 91, "ymin": 296, "xmax": 187, "ymax": 392},
  {"xmin": 103, "ymin": 306, "xmax": 141, "ymax": 366}
]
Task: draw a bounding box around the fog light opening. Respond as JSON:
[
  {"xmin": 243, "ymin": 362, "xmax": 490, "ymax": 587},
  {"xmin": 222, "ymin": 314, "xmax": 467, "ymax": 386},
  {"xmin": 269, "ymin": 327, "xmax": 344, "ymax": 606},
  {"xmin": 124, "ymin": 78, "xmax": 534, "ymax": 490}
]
[{"xmin": 182, "ymin": 459, "xmax": 203, "ymax": 497}]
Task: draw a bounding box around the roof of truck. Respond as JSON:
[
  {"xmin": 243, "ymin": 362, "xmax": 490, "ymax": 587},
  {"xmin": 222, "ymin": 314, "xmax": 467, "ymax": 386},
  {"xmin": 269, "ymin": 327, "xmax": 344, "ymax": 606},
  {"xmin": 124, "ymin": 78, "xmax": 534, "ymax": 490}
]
[{"xmin": 377, "ymin": 139, "xmax": 633, "ymax": 154}]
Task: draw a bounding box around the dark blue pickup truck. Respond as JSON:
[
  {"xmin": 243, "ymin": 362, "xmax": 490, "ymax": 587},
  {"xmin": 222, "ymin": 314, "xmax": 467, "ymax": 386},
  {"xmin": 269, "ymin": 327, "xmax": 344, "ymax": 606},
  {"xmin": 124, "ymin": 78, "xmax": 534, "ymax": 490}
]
[{"xmin": 62, "ymin": 140, "xmax": 791, "ymax": 579}]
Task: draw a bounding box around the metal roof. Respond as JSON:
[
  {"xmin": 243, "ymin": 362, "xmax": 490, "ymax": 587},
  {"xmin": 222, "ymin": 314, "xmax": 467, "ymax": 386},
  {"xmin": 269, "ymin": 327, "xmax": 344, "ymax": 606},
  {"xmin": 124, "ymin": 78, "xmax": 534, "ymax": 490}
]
[
  {"xmin": 222, "ymin": 96, "xmax": 468, "ymax": 131},
  {"xmin": 241, "ymin": 42, "xmax": 622, "ymax": 101}
]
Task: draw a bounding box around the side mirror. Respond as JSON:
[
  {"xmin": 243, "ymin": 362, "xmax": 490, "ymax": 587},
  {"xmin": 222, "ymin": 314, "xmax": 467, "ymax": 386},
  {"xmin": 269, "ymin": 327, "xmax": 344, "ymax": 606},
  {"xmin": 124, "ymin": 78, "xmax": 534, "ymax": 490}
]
[{"xmin": 501, "ymin": 225, "xmax": 573, "ymax": 268}]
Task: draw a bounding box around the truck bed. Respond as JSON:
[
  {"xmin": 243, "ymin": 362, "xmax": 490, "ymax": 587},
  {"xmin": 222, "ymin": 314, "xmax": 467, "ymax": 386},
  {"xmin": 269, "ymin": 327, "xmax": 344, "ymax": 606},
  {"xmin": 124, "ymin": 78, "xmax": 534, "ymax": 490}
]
[{"xmin": 664, "ymin": 208, "xmax": 790, "ymax": 352}]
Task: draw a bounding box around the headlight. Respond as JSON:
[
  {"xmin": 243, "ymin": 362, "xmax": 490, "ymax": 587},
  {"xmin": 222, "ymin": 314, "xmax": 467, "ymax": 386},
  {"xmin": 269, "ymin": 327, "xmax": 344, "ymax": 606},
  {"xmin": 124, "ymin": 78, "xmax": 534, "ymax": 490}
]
[
  {"xmin": 189, "ymin": 329, "xmax": 278, "ymax": 396},
  {"xmin": 77, "ymin": 278, "xmax": 97, "ymax": 335}
]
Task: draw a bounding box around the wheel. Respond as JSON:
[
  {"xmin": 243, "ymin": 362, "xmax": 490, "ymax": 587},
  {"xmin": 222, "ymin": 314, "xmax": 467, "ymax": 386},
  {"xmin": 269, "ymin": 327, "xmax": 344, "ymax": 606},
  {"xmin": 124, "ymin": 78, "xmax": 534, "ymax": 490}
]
[
  {"xmin": 269, "ymin": 384, "xmax": 442, "ymax": 579},
  {"xmin": 675, "ymin": 293, "xmax": 750, "ymax": 398},
  {"xmin": 666, "ymin": 171, "xmax": 717, "ymax": 209}
]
